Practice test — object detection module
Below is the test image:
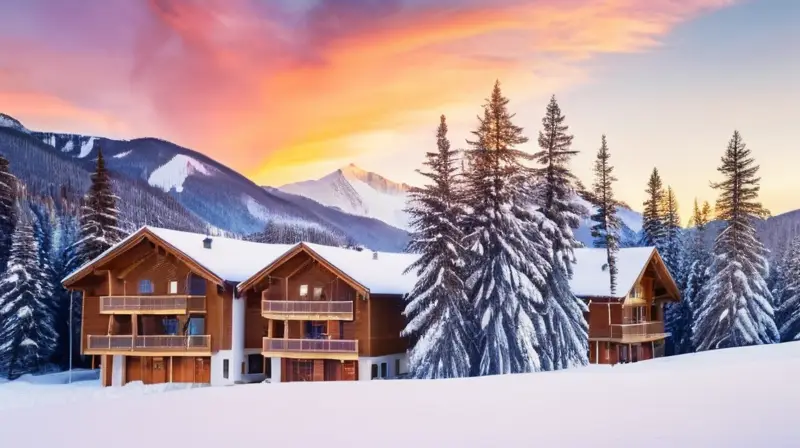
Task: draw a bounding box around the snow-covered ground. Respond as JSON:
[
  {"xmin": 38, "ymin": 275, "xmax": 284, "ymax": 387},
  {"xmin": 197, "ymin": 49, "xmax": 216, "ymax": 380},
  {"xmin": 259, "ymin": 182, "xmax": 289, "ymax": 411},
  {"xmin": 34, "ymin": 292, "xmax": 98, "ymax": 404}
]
[{"xmin": 2, "ymin": 343, "xmax": 799, "ymax": 447}]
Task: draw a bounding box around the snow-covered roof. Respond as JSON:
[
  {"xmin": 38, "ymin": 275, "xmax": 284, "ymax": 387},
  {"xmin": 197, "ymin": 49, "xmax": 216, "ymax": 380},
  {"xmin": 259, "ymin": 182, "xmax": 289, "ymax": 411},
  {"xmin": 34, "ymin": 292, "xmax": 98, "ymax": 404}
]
[
  {"xmin": 302, "ymin": 243, "xmax": 419, "ymax": 295},
  {"xmin": 147, "ymin": 227, "xmax": 294, "ymax": 283},
  {"xmin": 64, "ymin": 226, "xmax": 663, "ymax": 300},
  {"xmin": 570, "ymin": 247, "xmax": 656, "ymax": 299}
]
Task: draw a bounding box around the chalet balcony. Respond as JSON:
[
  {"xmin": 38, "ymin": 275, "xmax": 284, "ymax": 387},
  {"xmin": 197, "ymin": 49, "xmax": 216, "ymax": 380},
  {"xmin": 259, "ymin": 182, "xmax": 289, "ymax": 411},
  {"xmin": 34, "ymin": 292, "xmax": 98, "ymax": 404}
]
[
  {"xmin": 99, "ymin": 296, "xmax": 206, "ymax": 315},
  {"xmin": 261, "ymin": 300, "xmax": 354, "ymax": 321},
  {"xmin": 609, "ymin": 321, "xmax": 669, "ymax": 343},
  {"xmin": 85, "ymin": 335, "xmax": 212, "ymax": 356},
  {"xmin": 262, "ymin": 337, "xmax": 359, "ymax": 360}
]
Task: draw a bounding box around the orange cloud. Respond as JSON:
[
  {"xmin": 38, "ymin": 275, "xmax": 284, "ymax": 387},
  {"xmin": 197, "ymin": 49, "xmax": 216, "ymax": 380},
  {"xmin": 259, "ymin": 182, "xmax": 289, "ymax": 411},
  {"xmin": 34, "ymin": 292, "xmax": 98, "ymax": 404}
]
[
  {"xmin": 0, "ymin": 0, "xmax": 737, "ymax": 185},
  {"xmin": 0, "ymin": 91, "xmax": 128, "ymax": 136}
]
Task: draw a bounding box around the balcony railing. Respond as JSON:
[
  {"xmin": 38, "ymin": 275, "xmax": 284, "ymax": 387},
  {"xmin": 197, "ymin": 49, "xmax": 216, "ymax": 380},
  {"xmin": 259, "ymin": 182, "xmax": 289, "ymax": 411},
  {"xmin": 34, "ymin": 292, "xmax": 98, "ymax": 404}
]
[
  {"xmin": 86, "ymin": 335, "xmax": 211, "ymax": 354},
  {"xmin": 99, "ymin": 296, "xmax": 206, "ymax": 314},
  {"xmin": 610, "ymin": 321, "xmax": 666, "ymax": 340},
  {"xmin": 261, "ymin": 300, "xmax": 354, "ymax": 320},
  {"xmin": 262, "ymin": 337, "xmax": 359, "ymax": 360}
]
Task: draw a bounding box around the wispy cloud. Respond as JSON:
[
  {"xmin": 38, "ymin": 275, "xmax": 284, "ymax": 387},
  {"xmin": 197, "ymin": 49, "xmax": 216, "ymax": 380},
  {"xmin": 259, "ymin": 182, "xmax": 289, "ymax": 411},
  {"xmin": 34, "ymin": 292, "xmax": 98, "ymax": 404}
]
[{"xmin": 0, "ymin": 0, "xmax": 735, "ymax": 181}]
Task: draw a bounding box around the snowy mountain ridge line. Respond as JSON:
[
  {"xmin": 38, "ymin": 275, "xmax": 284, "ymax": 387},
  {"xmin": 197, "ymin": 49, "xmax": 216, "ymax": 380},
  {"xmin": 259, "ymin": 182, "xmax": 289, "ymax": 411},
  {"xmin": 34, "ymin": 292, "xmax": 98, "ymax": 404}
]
[{"xmin": 0, "ymin": 114, "xmax": 29, "ymax": 134}]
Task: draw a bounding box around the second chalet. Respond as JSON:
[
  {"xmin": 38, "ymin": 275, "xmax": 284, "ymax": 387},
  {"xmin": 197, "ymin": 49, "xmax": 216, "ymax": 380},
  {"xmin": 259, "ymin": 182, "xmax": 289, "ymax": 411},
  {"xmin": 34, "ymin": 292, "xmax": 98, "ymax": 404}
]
[{"xmin": 62, "ymin": 226, "xmax": 679, "ymax": 387}]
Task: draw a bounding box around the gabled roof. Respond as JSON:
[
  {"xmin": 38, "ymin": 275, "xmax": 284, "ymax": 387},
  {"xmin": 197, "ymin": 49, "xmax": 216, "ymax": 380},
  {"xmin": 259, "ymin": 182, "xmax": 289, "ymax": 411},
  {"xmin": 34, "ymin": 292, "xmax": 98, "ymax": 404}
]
[
  {"xmin": 62, "ymin": 227, "xmax": 679, "ymax": 301},
  {"xmin": 61, "ymin": 226, "xmax": 294, "ymax": 286},
  {"xmin": 570, "ymin": 247, "xmax": 656, "ymax": 299}
]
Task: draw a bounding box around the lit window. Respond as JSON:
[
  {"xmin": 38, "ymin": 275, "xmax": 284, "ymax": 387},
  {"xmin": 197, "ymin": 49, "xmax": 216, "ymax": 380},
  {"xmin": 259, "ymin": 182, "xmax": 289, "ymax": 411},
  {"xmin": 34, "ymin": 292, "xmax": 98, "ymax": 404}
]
[
  {"xmin": 630, "ymin": 285, "xmax": 643, "ymax": 298},
  {"xmin": 299, "ymin": 284, "xmax": 308, "ymax": 298},
  {"xmin": 169, "ymin": 281, "xmax": 178, "ymax": 294},
  {"xmin": 313, "ymin": 287, "xmax": 323, "ymax": 299}
]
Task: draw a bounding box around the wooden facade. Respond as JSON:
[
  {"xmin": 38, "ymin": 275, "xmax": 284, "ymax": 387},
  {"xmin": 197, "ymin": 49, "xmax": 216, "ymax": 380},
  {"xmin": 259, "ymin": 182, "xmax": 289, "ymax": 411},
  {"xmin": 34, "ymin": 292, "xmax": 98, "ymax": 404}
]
[
  {"xmin": 64, "ymin": 229, "xmax": 229, "ymax": 386},
  {"xmin": 239, "ymin": 245, "xmax": 409, "ymax": 383},
  {"xmin": 584, "ymin": 250, "xmax": 679, "ymax": 365}
]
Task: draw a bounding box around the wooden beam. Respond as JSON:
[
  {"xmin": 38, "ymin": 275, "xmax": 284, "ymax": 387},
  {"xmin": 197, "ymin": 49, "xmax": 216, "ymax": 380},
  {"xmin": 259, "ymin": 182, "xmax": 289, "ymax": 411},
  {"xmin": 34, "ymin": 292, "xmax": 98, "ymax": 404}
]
[{"xmin": 117, "ymin": 253, "xmax": 151, "ymax": 279}]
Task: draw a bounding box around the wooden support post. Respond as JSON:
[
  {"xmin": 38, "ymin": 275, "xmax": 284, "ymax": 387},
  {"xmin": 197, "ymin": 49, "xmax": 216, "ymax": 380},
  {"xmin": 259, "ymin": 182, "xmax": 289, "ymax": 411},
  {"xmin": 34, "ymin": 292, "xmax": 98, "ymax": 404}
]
[
  {"xmin": 284, "ymin": 320, "xmax": 289, "ymax": 339},
  {"xmin": 107, "ymin": 315, "xmax": 114, "ymax": 335},
  {"xmin": 268, "ymin": 319, "xmax": 274, "ymax": 338}
]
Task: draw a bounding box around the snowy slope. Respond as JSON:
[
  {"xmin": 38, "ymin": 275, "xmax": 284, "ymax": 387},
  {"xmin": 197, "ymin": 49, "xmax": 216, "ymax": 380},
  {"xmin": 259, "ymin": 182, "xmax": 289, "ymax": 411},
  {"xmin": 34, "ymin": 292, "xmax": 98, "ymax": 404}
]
[
  {"xmin": 2, "ymin": 342, "xmax": 800, "ymax": 447},
  {"xmin": 278, "ymin": 164, "xmax": 412, "ymax": 230},
  {"xmin": 573, "ymin": 195, "xmax": 643, "ymax": 247},
  {"xmin": 148, "ymin": 154, "xmax": 212, "ymax": 193}
]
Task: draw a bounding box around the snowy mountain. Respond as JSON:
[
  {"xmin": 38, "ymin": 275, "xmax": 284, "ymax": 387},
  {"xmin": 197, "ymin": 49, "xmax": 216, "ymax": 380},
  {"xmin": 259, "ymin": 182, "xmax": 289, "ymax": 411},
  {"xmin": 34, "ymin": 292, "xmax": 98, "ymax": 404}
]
[
  {"xmin": 573, "ymin": 196, "xmax": 643, "ymax": 247},
  {"xmin": 278, "ymin": 164, "xmax": 412, "ymax": 230},
  {"xmin": 0, "ymin": 114, "xmax": 408, "ymax": 251}
]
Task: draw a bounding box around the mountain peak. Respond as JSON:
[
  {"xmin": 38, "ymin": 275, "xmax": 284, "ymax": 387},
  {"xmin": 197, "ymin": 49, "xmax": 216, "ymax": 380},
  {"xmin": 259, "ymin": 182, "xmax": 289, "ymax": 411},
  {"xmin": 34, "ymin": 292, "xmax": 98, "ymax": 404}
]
[
  {"xmin": 337, "ymin": 163, "xmax": 410, "ymax": 194},
  {"xmin": 0, "ymin": 113, "xmax": 30, "ymax": 134}
]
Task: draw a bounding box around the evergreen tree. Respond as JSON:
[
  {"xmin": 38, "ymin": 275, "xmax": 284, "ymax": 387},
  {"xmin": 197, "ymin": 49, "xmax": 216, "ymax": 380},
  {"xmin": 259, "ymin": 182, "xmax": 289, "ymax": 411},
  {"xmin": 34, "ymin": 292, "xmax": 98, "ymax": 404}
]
[
  {"xmin": 693, "ymin": 131, "xmax": 778, "ymax": 350},
  {"xmin": 641, "ymin": 168, "xmax": 666, "ymax": 248},
  {"xmin": 776, "ymin": 236, "xmax": 800, "ymax": 341},
  {"xmin": 532, "ymin": 95, "xmax": 588, "ymax": 370},
  {"xmin": 73, "ymin": 148, "xmax": 124, "ymax": 265},
  {"xmin": 0, "ymin": 153, "xmax": 17, "ymax": 272},
  {"xmin": 402, "ymin": 115, "xmax": 474, "ymax": 379},
  {"xmin": 0, "ymin": 201, "xmax": 58, "ymax": 378},
  {"xmin": 463, "ymin": 81, "xmax": 552, "ymax": 375},
  {"xmin": 679, "ymin": 200, "xmax": 712, "ymax": 354},
  {"xmin": 588, "ymin": 135, "xmax": 621, "ymax": 294},
  {"xmin": 661, "ymin": 186, "xmax": 683, "ymax": 276}
]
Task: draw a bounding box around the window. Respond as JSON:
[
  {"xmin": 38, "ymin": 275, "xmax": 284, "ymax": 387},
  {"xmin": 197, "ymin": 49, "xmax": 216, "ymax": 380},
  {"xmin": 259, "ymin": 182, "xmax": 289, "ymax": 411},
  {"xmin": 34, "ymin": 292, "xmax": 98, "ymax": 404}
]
[
  {"xmin": 138, "ymin": 279, "xmax": 154, "ymax": 294},
  {"xmin": 395, "ymin": 359, "xmax": 401, "ymax": 376},
  {"xmin": 633, "ymin": 306, "xmax": 644, "ymax": 323},
  {"xmin": 313, "ymin": 287, "xmax": 323, "ymax": 300},
  {"xmin": 299, "ymin": 284, "xmax": 308, "ymax": 298},
  {"xmin": 168, "ymin": 281, "xmax": 178, "ymax": 294},
  {"xmin": 380, "ymin": 362, "xmax": 388, "ymax": 379},
  {"xmin": 187, "ymin": 317, "xmax": 205, "ymax": 335},
  {"xmin": 247, "ymin": 354, "xmax": 264, "ymax": 374},
  {"xmin": 162, "ymin": 317, "xmax": 179, "ymax": 335},
  {"xmin": 223, "ymin": 359, "xmax": 229, "ymax": 379},
  {"xmin": 371, "ymin": 364, "xmax": 378, "ymax": 379}
]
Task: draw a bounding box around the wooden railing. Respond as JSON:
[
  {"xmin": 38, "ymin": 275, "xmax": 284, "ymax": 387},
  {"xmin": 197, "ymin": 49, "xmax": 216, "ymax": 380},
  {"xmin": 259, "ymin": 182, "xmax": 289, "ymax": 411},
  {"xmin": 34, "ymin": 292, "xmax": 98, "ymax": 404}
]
[
  {"xmin": 99, "ymin": 296, "xmax": 206, "ymax": 314},
  {"xmin": 610, "ymin": 321, "xmax": 665, "ymax": 339},
  {"xmin": 86, "ymin": 335, "xmax": 211, "ymax": 353},
  {"xmin": 262, "ymin": 338, "xmax": 358, "ymax": 358},
  {"xmin": 261, "ymin": 300, "xmax": 353, "ymax": 320}
]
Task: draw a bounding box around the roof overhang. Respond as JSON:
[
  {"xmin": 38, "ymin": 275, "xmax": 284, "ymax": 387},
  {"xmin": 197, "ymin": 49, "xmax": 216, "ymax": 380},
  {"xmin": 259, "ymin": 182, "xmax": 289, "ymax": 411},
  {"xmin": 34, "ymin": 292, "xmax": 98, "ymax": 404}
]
[
  {"xmin": 237, "ymin": 243, "xmax": 369, "ymax": 296},
  {"xmin": 62, "ymin": 227, "xmax": 225, "ymax": 289}
]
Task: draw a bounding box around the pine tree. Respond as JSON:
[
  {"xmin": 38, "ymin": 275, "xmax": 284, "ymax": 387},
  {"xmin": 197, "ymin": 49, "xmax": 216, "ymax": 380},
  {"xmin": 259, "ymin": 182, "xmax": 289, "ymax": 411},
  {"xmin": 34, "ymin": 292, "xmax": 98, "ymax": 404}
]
[
  {"xmin": 678, "ymin": 200, "xmax": 712, "ymax": 354},
  {"xmin": 641, "ymin": 168, "xmax": 666, "ymax": 249},
  {"xmin": 661, "ymin": 186, "xmax": 682, "ymax": 276},
  {"xmin": 588, "ymin": 135, "xmax": 621, "ymax": 294},
  {"xmin": 402, "ymin": 115, "xmax": 474, "ymax": 379},
  {"xmin": 73, "ymin": 147, "xmax": 124, "ymax": 265},
  {"xmin": 693, "ymin": 131, "xmax": 778, "ymax": 350},
  {"xmin": 0, "ymin": 201, "xmax": 58, "ymax": 378},
  {"xmin": 0, "ymin": 153, "xmax": 17, "ymax": 272},
  {"xmin": 463, "ymin": 81, "xmax": 552, "ymax": 375},
  {"xmin": 532, "ymin": 95, "xmax": 588, "ymax": 370},
  {"xmin": 776, "ymin": 236, "xmax": 800, "ymax": 342}
]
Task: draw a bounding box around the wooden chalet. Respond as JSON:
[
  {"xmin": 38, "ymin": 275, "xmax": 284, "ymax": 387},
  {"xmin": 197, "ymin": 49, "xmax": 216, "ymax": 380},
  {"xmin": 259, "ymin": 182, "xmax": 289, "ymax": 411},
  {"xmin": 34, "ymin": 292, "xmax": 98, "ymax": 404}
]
[
  {"xmin": 62, "ymin": 226, "xmax": 679, "ymax": 387},
  {"xmin": 571, "ymin": 247, "xmax": 681, "ymax": 364}
]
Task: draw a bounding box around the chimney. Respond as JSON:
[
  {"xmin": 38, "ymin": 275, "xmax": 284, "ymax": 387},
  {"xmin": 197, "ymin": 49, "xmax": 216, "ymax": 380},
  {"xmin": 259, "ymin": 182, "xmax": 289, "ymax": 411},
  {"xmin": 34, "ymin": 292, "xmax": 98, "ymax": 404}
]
[
  {"xmin": 203, "ymin": 236, "xmax": 213, "ymax": 249},
  {"xmin": 372, "ymin": 251, "xmax": 378, "ymax": 260}
]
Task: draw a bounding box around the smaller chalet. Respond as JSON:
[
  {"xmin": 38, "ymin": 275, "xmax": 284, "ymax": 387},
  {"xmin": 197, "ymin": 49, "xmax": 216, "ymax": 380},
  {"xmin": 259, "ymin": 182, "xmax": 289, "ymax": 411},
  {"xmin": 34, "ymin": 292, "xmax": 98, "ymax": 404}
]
[{"xmin": 62, "ymin": 226, "xmax": 679, "ymax": 387}]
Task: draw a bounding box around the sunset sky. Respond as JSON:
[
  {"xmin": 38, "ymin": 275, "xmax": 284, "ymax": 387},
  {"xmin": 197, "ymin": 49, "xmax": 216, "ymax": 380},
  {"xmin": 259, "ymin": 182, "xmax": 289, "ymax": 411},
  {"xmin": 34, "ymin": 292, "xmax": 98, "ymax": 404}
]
[{"xmin": 1, "ymin": 0, "xmax": 798, "ymax": 221}]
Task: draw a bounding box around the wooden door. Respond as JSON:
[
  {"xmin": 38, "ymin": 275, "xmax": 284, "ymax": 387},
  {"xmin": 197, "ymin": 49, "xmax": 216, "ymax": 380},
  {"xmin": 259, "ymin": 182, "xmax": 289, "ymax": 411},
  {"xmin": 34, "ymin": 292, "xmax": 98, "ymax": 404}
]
[
  {"xmin": 152, "ymin": 357, "xmax": 167, "ymax": 384},
  {"xmin": 126, "ymin": 356, "xmax": 142, "ymax": 384},
  {"xmin": 194, "ymin": 357, "xmax": 210, "ymax": 383}
]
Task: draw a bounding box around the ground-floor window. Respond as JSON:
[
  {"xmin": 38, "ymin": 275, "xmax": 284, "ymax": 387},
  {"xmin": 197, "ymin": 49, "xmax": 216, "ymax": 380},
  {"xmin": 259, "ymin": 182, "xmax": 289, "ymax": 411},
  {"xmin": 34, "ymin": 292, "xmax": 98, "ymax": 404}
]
[{"xmin": 247, "ymin": 354, "xmax": 263, "ymax": 374}]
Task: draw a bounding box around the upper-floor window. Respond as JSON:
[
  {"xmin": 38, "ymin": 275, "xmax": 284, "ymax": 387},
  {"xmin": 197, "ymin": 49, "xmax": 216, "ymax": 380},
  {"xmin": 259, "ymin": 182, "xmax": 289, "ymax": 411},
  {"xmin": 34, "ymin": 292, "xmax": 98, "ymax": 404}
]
[
  {"xmin": 138, "ymin": 279, "xmax": 154, "ymax": 294},
  {"xmin": 299, "ymin": 284, "xmax": 308, "ymax": 298},
  {"xmin": 630, "ymin": 284, "xmax": 644, "ymax": 299},
  {"xmin": 313, "ymin": 287, "xmax": 323, "ymax": 300},
  {"xmin": 168, "ymin": 281, "xmax": 178, "ymax": 294}
]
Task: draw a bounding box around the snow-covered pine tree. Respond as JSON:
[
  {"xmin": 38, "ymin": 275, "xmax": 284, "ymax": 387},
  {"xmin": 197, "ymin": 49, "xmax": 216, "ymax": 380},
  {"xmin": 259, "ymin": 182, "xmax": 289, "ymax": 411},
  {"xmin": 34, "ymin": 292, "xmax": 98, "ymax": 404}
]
[
  {"xmin": 463, "ymin": 81, "xmax": 552, "ymax": 375},
  {"xmin": 661, "ymin": 186, "xmax": 682, "ymax": 276},
  {"xmin": 73, "ymin": 147, "xmax": 124, "ymax": 266},
  {"xmin": 776, "ymin": 236, "xmax": 800, "ymax": 342},
  {"xmin": 693, "ymin": 131, "xmax": 778, "ymax": 350},
  {"xmin": 641, "ymin": 168, "xmax": 666, "ymax": 249},
  {"xmin": 0, "ymin": 201, "xmax": 58, "ymax": 378},
  {"xmin": 402, "ymin": 115, "xmax": 475, "ymax": 379},
  {"xmin": 532, "ymin": 95, "xmax": 588, "ymax": 370},
  {"xmin": 0, "ymin": 153, "xmax": 17, "ymax": 272},
  {"xmin": 678, "ymin": 200, "xmax": 712, "ymax": 354},
  {"xmin": 589, "ymin": 135, "xmax": 621, "ymax": 294}
]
